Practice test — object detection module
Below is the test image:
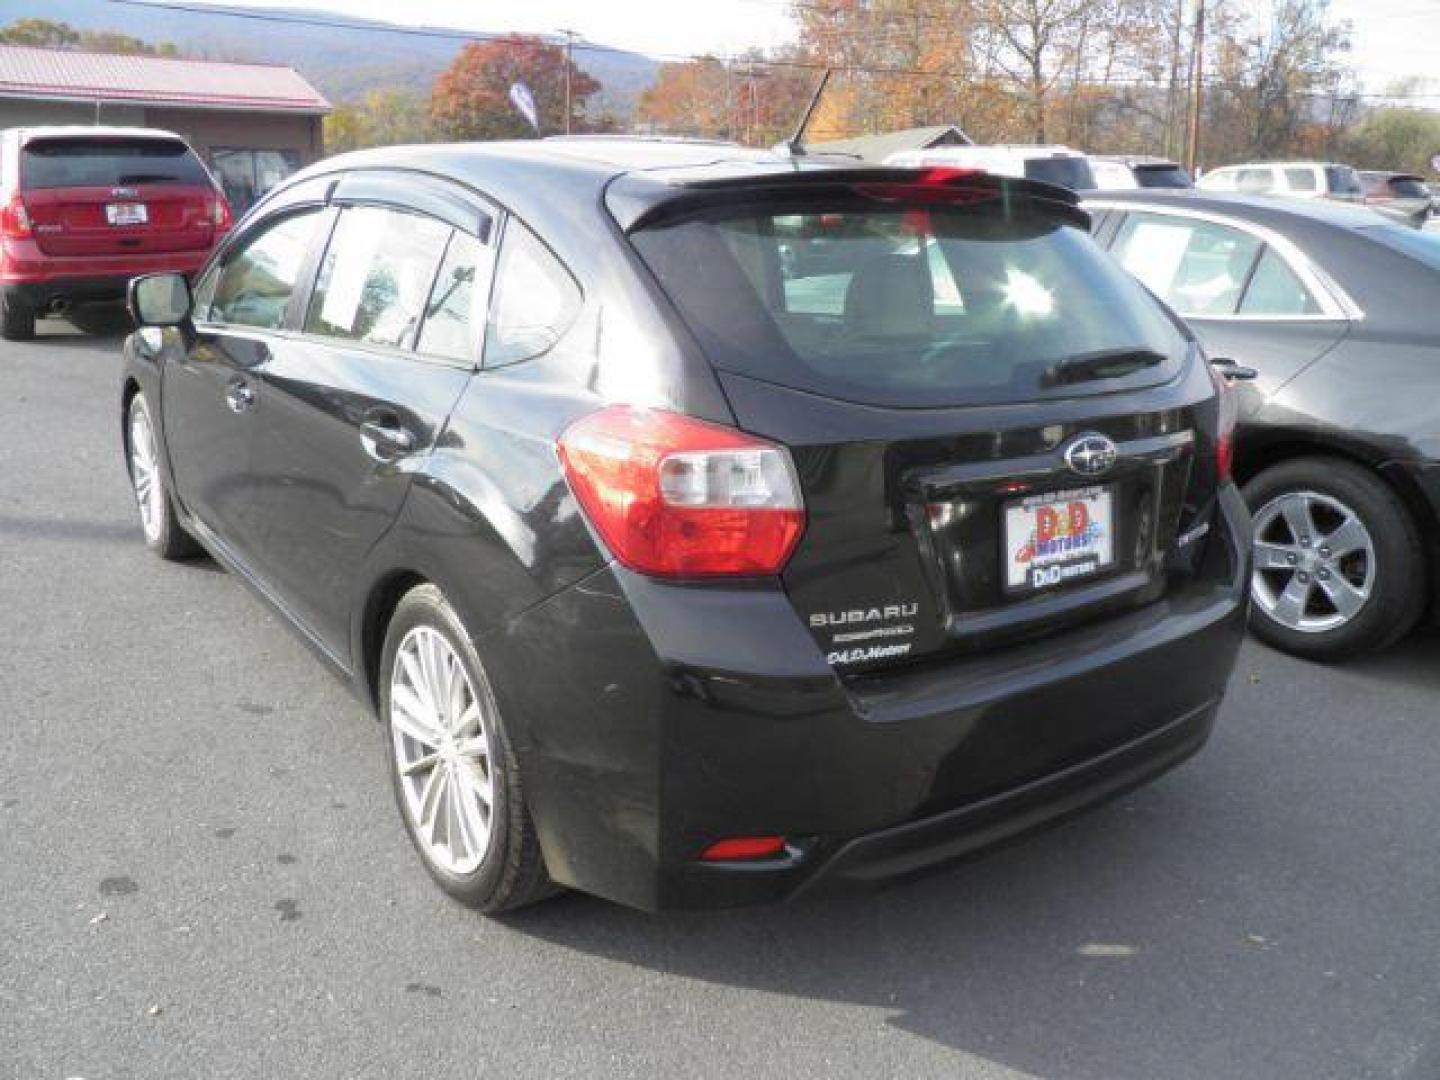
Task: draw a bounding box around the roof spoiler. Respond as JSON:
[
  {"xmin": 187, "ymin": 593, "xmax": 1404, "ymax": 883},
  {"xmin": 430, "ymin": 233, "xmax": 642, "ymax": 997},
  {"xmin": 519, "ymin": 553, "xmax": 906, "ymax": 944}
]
[{"xmin": 608, "ymin": 166, "xmax": 1086, "ymax": 233}]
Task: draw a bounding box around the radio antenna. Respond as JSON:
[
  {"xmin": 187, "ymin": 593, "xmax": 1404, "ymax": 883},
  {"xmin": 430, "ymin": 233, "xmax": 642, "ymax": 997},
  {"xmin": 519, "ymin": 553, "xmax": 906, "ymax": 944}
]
[{"xmin": 783, "ymin": 69, "xmax": 831, "ymax": 157}]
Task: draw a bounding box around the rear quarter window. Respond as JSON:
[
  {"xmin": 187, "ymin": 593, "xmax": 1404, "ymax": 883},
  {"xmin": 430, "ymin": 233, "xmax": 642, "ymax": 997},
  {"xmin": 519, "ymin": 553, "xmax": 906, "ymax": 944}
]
[
  {"xmin": 483, "ymin": 220, "xmax": 582, "ymax": 367},
  {"xmin": 630, "ymin": 200, "xmax": 1190, "ymax": 408},
  {"xmin": 21, "ymin": 138, "xmax": 210, "ymax": 189}
]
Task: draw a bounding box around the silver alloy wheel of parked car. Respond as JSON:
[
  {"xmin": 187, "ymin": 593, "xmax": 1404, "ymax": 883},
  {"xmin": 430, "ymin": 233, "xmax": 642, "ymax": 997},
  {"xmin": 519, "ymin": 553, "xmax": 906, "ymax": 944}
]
[
  {"xmin": 389, "ymin": 625, "xmax": 496, "ymax": 875},
  {"xmin": 1251, "ymin": 490, "xmax": 1376, "ymax": 634},
  {"xmin": 127, "ymin": 399, "xmax": 164, "ymax": 544}
]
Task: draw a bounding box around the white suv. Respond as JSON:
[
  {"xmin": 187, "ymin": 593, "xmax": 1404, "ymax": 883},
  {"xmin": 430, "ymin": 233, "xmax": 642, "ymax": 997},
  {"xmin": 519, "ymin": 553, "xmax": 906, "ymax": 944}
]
[
  {"xmin": 1196, "ymin": 162, "xmax": 1364, "ymax": 203},
  {"xmin": 885, "ymin": 144, "xmax": 1096, "ymax": 190}
]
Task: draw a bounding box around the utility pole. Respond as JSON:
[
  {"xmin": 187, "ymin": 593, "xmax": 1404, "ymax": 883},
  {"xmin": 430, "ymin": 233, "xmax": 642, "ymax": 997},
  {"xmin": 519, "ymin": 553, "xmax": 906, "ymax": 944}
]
[
  {"xmin": 1185, "ymin": 0, "xmax": 1206, "ymax": 174},
  {"xmin": 557, "ymin": 28, "xmax": 579, "ymax": 135}
]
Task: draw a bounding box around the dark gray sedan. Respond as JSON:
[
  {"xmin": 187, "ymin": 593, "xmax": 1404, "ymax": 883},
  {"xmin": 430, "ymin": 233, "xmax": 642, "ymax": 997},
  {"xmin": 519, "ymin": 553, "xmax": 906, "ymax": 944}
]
[{"xmin": 1086, "ymin": 190, "xmax": 1440, "ymax": 659}]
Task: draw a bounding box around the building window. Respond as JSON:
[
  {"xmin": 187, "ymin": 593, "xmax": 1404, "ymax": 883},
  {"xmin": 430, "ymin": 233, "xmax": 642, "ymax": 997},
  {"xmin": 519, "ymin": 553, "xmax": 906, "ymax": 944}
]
[{"xmin": 211, "ymin": 148, "xmax": 301, "ymax": 213}]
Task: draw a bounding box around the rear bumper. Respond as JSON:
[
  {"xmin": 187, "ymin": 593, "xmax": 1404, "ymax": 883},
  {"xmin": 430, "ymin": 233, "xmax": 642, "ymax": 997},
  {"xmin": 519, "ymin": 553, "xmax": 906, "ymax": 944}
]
[
  {"xmin": 491, "ymin": 483, "xmax": 1250, "ymax": 911},
  {"xmin": 1, "ymin": 238, "xmax": 211, "ymax": 306}
]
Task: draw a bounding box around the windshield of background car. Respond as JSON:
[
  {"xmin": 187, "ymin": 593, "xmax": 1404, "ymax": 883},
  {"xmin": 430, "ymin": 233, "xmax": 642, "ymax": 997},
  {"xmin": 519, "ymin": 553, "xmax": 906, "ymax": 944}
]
[
  {"xmin": 1023, "ymin": 157, "xmax": 1096, "ymax": 190},
  {"xmin": 21, "ymin": 138, "xmax": 211, "ymax": 189},
  {"xmin": 1134, "ymin": 164, "xmax": 1193, "ymax": 189},
  {"xmin": 630, "ymin": 200, "xmax": 1190, "ymax": 408}
]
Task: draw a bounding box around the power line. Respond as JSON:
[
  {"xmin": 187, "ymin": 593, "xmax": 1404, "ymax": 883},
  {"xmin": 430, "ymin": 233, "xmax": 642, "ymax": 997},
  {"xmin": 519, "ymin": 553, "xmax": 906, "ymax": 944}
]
[{"xmin": 89, "ymin": 0, "xmax": 1440, "ymax": 103}]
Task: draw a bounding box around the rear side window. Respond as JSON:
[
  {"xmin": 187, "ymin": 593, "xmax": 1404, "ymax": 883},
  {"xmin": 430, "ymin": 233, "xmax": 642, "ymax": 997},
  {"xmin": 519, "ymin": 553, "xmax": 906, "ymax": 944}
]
[
  {"xmin": 1284, "ymin": 168, "xmax": 1318, "ymax": 193},
  {"xmin": 306, "ymin": 206, "xmax": 450, "ymax": 349},
  {"xmin": 1023, "ymin": 157, "xmax": 1095, "ymax": 190},
  {"xmin": 1326, "ymin": 166, "xmax": 1362, "ymax": 196},
  {"xmin": 206, "ymin": 209, "xmax": 324, "ymax": 329},
  {"xmin": 417, "ymin": 231, "xmax": 493, "ymax": 362},
  {"xmin": 631, "ymin": 201, "xmax": 1189, "ymax": 408},
  {"xmin": 1237, "ymin": 249, "xmax": 1320, "ymax": 315},
  {"xmin": 21, "ymin": 138, "xmax": 210, "ymax": 189},
  {"xmin": 1111, "ymin": 212, "xmax": 1261, "ymax": 316},
  {"xmin": 483, "ymin": 220, "xmax": 582, "ymax": 367}
]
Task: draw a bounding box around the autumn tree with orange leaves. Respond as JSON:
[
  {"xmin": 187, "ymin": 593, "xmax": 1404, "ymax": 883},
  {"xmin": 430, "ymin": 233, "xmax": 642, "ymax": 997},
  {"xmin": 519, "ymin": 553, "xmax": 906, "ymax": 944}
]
[{"xmin": 430, "ymin": 34, "xmax": 601, "ymax": 140}]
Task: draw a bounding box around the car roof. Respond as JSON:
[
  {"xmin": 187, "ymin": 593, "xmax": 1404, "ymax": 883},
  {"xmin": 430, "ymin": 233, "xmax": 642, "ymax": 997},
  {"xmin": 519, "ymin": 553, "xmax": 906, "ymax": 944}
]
[
  {"xmin": 1093, "ymin": 155, "xmax": 1182, "ymax": 167},
  {"xmin": 1204, "ymin": 161, "xmax": 1348, "ymax": 171},
  {"xmin": 281, "ymin": 137, "xmax": 1083, "ymax": 239},
  {"xmin": 1082, "ymin": 188, "xmax": 1386, "ymax": 230}
]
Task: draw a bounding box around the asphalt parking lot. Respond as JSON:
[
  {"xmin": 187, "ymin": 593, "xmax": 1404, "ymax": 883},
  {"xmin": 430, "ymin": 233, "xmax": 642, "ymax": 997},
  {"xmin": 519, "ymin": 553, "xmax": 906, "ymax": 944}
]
[{"xmin": 4, "ymin": 316, "xmax": 1440, "ymax": 1080}]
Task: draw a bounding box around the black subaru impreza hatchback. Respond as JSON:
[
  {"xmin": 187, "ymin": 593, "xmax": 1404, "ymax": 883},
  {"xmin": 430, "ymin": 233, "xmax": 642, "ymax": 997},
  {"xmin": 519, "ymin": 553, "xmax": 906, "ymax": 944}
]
[{"xmin": 120, "ymin": 138, "xmax": 1250, "ymax": 912}]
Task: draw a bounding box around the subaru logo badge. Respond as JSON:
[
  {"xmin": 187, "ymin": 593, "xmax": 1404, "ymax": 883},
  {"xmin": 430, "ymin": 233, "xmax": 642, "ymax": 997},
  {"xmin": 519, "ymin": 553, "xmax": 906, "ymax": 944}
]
[{"xmin": 1063, "ymin": 433, "xmax": 1117, "ymax": 478}]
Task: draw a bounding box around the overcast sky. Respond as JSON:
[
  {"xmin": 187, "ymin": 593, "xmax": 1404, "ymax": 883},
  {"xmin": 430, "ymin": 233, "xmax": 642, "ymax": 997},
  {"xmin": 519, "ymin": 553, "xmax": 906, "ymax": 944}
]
[{"xmin": 176, "ymin": 0, "xmax": 1439, "ymax": 95}]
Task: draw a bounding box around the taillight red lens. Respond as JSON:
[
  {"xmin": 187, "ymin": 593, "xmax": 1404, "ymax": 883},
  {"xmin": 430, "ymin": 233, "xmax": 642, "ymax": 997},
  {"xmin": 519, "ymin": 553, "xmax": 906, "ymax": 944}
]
[
  {"xmin": 557, "ymin": 406, "xmax": 806, "ymax": 578},
  {"xmin": 700, "ymin": 836, "xmax": 787, "ymax": 862},
  {"xmin": 1207, "ymin": 361, "xmax": 1237, "ymax": 481},
  {"xmin": 0, "ymin": 192, "xmax": 32, "ymax": 239}
]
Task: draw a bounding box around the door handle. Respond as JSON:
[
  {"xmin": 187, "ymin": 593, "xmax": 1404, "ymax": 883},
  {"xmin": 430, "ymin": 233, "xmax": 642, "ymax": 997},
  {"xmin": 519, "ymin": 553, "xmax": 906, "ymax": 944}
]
[
  {"xmin": 1209, "ymin": 356, "xmax": 1258, "ymax": 381},
  {"xmin": 359, "ymin": 410, "xmax": 416, "ymax": 460},
  {"xmin": 224, "ymin": 376, "xmax": 256, "ymax": 413}
]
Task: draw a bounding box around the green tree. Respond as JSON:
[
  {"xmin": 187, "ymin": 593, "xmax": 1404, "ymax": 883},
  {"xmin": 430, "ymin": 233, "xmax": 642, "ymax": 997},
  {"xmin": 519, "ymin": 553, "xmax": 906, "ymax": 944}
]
[
  {"xmin": 325, "ymin": 89, "xmax": 432, "ymax": 153},
  {"xmin": 0, "ymin": 18, "xmax": 179, "ymax": 56}
]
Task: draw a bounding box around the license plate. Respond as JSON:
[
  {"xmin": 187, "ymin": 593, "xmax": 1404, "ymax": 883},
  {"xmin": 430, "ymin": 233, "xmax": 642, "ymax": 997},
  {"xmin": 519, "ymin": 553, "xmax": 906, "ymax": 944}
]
[
  {"xmin": 1003, "ymin": 485, "xmax": 1116, "ymax": 593},
  {"xmin": 105, "ymin": 202, "xmax": 147, "ymax": 226}
]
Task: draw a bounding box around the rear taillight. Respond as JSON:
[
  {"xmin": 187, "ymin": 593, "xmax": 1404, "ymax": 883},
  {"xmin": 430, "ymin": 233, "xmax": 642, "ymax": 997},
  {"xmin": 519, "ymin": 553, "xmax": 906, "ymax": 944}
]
[
  {"xmin": 557, "ymin": 405, "xmax": 806, "ymax": 578},
  {"xmin": 1207, "ymin": 361, "xmax": 1237, "ymax": 481},
  {"xmin": 0, "ymin": 192, "xmax": 31, "ymax": 239},
  {"xmin": 211, "ymin": 194, "xmax": 233, "ymax": 231}
]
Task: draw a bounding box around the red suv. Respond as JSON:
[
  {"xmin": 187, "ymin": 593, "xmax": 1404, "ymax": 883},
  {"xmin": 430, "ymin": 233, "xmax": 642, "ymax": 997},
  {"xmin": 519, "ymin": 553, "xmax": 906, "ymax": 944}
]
[{"xmin": 1, "ymin": 126, "xmax": 231, "ymax": 340}]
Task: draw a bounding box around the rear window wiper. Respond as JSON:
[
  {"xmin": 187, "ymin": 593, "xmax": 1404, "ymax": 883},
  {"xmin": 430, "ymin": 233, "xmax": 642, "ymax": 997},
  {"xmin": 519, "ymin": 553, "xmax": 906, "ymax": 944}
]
[
  {"xmin": 1043, "ymin": 348, "xmax": 1166, "ymax": 386},
  {"xmin": 116, "ymin": 173, "xmax": 180, "ymax": 184}
]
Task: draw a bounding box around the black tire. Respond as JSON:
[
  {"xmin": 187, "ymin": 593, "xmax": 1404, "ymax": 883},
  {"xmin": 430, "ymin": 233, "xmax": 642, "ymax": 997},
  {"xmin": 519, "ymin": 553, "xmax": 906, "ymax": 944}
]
[
  {"xmin": 1242, "ymin": 457, "xmax": 1425, "ymax": 660},
  {"xmin": 125, "ymin": 392, "xmax": 201, "ymax": 561},
  {"xmin": 379, "ymin": 584, "xmax": 556, "ymax": 913},
  {"xmin": 1, "ymin": 294, "xmax": 35, "ymax": 341}
]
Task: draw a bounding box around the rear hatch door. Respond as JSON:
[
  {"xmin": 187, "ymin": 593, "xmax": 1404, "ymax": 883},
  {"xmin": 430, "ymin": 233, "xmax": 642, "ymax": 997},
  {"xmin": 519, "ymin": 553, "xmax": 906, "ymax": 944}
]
[
  {"xmin": 20, "ymin": 135, "xmax": 217, "ymax": 257},
  {"xmin": 624, "ymin": 171, "xmax": 1225, "ymax": 675}
]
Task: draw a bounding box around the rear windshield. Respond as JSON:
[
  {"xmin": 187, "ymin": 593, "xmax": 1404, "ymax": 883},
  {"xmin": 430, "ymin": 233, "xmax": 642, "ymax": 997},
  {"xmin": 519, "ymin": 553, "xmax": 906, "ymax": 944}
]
[
  {"xmin": 1133, "ymin": 164, "xmax": 1193, "ymax": 189},
  {"xmin": 21, "ymin": 138, "xmax": 211, "ymax": 189},
  {"xmin": 1023, "ymin": 157, "xmax": 1096, "ymax": 190},
  {"xmin": 1388, "ymin": 177, "xmax": 1429, "ymax": 198},
  {"xmin": 631, "ymin": 200, "xmax": 1190, "ymax": 408}
]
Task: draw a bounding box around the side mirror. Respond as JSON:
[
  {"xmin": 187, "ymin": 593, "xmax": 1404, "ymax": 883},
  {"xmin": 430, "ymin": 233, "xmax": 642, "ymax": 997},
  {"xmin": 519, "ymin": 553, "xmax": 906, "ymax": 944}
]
[{"xmin": 129, "ymin": 272, "xmax": 192, "ymax": 328}]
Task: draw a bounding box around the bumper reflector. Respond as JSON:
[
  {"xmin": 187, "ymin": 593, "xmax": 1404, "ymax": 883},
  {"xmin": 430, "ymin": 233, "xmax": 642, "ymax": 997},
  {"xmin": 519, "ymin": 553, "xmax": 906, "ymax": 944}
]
[{"xmin": 700, "ymin": 836, "xmax": 787, "ymax": 862}]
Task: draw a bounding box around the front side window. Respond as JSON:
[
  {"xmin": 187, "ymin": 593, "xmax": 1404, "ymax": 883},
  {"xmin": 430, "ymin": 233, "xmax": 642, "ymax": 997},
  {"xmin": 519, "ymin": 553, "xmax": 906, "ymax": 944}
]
[
  {"xmin": 206, "ymin": 209, "xmax": 324, "ymax": 329},
  {"xmin": 483, "ymin": 220, "xmax": 583, "ymax": 367},
  {"xmin": 305, "ymin": 206, "xmax": 450, "ymax": 349},
  {"xmin": 1112, "ymin": 212, "xmax": 1262, "ymax": 317},
  {"xmin": 417, "ymin": 231, "xmax": 493, "ymax": 363}
]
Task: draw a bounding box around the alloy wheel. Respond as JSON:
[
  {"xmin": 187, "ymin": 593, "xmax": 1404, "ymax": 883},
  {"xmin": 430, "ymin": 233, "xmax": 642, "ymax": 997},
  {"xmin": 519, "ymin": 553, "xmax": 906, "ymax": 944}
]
[
  {"xmin": 389, "ymin": 626, "xmax": 496, "ymax": 875},
  {"xmin": 1251, "ymin": 490, "xmax": 1376, "ymax": 634},
  {"xmin": 128, "ymin": 401, "xmax": 164, "ymax": 543}
]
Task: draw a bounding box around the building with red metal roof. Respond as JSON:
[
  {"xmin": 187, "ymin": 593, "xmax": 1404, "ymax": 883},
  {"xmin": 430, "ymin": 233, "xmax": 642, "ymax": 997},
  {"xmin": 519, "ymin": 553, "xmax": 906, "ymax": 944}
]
[{"xmin": 0, "ymin": 44, "xmax": 331, "ymax": 210}]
